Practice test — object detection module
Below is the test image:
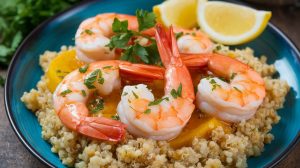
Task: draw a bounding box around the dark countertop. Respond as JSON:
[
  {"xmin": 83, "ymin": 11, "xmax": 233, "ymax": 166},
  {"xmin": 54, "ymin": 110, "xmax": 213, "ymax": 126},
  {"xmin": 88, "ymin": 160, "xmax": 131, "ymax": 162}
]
[{"xmin": 0, "ymin": 3, "xmax": 299, "ymax": 168}]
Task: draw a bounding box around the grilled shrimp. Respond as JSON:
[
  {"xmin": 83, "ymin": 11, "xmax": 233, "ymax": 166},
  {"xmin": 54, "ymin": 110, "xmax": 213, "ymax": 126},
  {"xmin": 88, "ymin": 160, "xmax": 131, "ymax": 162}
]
[
  {"xmin": 53, "ymin": 60, "xmax": 164, "ymax": 141},
  {"xmin": 182, "ymin": 54, "xmax": 266, "ymax": 122},
  {"xmin": 174, "ymin": 27, "xmax": 214, "ymax": 54},
  {"xmin": 117, "ymin": 24, "xmax": 195, "ymax": 140},
  {"xmin": 75, "ymin": 13, "xmax": 140, "ymax": 63}
]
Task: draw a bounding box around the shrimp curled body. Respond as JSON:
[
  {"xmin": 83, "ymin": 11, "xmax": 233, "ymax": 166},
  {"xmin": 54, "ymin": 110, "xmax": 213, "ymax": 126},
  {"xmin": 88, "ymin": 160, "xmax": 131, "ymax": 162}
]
[
  {"xmin": 182, "ymin": 54, "xmax": 266, "ymax": 122},
  {"xmin": 117, "ymin": 25, "xmax": 195, "ymax": 140},
  {"xmin": 53, "ymin": 60, "xmax": 164, "ymax": 141}
]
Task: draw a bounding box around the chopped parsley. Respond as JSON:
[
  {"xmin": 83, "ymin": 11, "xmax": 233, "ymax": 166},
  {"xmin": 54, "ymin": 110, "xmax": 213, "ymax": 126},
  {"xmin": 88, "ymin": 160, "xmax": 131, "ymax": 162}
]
[
  {"xmin": 79, "ymin": 64, "xmax": 89, "ymax": 73},
  {"xmin": 88, "ymin": 98, "xmax": 104, "ymax": 113},
  {"xmin": 209, "ymin": 79, "xmax": 221, "ymax": 91},
  {"xmin": 171, "ymin": 83, "xmax": 182, "ymax": 99},
  {"xmin": 148, "ymin": 97, "xmax": 169, "ymax": 106},
  {"xmin": 103, "ymin": 65, "xmax": 113, "ymax": 69},
  {"xmin": 144, "ymin": 109, "xmax": 151, "ymax": 114},
  {"xmin": 132, "ymin": 91, "xmax": 139, "ymax": 99},
  {"xmin": 106, "ymin": 9, "xmax": 161, "ymax": 65},
  {"xmin": 82, "ymin": 29, "xmax": 94, "ymax": 35},
  {"xmin": 81, "ymin": 90, "xmax": 87, "ymax": 97},
  {"xmin": 230, "ymin": 73, "xmax": 237, "ymax": 80},
  {"xmin": 60, "ymin": 89, "xmax": 72, "ymax": 97},
  {"xmin": 175, "ymin": 32, "xmax": 184, "ymax": 39},
  {"xmin": 111, "ymin": 115, "xmax": 120, "ymax": 120},
  {"xmin": 123, "ymin": 92, "xmax": 128, "ymax": 96},
  {"xmin": 84, "ymin": 69, "xmax": 103, "ymax": 89}
]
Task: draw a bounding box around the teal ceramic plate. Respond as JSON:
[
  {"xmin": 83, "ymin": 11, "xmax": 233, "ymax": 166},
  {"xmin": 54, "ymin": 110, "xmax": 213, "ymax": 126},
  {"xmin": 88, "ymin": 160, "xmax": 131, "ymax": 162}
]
[{"xmin": 4, "ymin": 0, "xmax": 300, "ymax": 167}]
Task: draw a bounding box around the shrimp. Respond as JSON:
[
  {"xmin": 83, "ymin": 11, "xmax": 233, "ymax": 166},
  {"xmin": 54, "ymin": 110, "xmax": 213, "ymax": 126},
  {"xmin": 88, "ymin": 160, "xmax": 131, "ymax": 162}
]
[
  {"xmin": 75, "ymin": 13, "xmax": 140, "ymax": 63},
  {"xmin": 53, "ymin": 60, "xmax": 165, "ymax": 141},
  {"xmin": 174, "ymin": 27, "xmax": 214, "ymax": 54},
  {"xmin": 182, "ymin": 53, "xmax": 266, "ymax": 122},
  {"xmin": 117, "ymin": 24, "xmax": 195, "ymax": 140}
]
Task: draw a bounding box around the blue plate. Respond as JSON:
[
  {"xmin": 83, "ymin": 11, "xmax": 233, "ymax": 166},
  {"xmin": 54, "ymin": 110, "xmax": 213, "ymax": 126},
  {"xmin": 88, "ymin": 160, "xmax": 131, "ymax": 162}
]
[{"xmin": 4, "ymin": 0, "xmax": 300, "ymax": 167}]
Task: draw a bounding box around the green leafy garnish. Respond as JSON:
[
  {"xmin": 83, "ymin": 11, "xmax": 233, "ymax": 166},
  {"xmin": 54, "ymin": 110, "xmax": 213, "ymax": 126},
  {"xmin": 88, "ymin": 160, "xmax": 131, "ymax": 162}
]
[
  {"xmin": 175, "ymin": 32, "xmax": 184, "ymax": 39},
  {"xmin": 79, "ymin": 64, "xmax": 89, "ymax": 73},
  {"xmin": 106, "ymin": 9, "xmax": 161, "ymax": 65},
  {"xmin": 82, "ymin": 29, "xmax": 94, "ymax": 35},
  {"xmin": 84, "ymin": 69, "xmax": 101, "ymax": 89},
  {"xmin": 209, "ymin": 79, "xmax": 221, "ymax": 91},
  {"xmin": 88, "ymin": 98, "xmax": 104, "ymax": 113},
  {"xmin": 111, "ymin": 115, "xmax": 120, "ymax": 120},
  {"xmin": 170, "ymin": 83, "xmax": 182, "ymax": 99},
  {"xmin": 132, "ymin": 91, "xmax": 139, "ymax": 99},
  {"xmin": 144, "ymin": 109, "xmax": 151, "ymax": 114},
  {"xmin": 81, "ymin": 90, "xmax": 87, "ymax": 97},
  {"xmin": 148, "ymin": 97, "xmax": 169, "ymax": 106},
  {"xmin": 123, "ymin": 92, "xmax": 128, "ymax": 96},
  {"xmin": 60, "ymin": 89, "xmax": 72, "ymax": 97},
  {"xmin": 98, "ymin": 77, "xmax": 104, "ymax": 85},
  {"xmin": 136, "ymin": 9, "xmax": 156, "ymax": 31},
  {"xmin": 103, "ymin": 66, "xmax": 113, "ymax": 69}
]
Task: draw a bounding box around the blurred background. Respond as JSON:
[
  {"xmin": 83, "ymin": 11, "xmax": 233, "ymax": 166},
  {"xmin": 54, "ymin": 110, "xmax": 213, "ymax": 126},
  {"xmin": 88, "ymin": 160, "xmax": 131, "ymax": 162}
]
[{"xmin": 0, "ymin": 0, "xmax": 299, "ymax": 167}]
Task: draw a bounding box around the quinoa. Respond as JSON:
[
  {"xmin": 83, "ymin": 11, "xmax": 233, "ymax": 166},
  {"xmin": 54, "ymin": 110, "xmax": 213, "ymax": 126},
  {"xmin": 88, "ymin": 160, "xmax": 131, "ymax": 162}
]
[{"xmin": 21, "ymin": 45, "xmax": 290, "ymax": 168}]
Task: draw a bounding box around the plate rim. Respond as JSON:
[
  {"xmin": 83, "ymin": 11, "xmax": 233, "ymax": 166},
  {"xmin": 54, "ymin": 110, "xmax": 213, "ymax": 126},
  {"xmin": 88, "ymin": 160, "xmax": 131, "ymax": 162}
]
[{"xmin": 4, "ymin": 0, "xmax": 300, "ymax": 167}]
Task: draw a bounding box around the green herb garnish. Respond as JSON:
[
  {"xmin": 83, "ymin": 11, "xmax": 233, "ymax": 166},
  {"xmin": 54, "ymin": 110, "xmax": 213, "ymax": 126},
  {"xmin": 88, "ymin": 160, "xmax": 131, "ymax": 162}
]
[
  {"xmin": 171, "ymin": 83, "xmax": 182, "ymax": 99},
  {"xmin": 111, "ymin": 115, "xmax": 120, "ymax": 120},
  {"xmin": 88, "ymin": 98, "xmax": 104, "ymax": 113},
  {"xmin": 230, "ymin": 73, "xmax": 237, "ymax": 80},
  {"xmin": 175, "ymin": 32, "xmax": 184, "ymax": 39},
  {"xmin": 81, "ymin": 90, "xmax": 86, "ymax": 97},
  {"xmin": 233, "ymin": 86, "xmax": 242, "ymax": 92},
  {"xmin": 60, "ymin": 89, "xmax": 72, "ymax": 97},
  {"xmin": 106, "ymin": 9, "xmax": 161, "ymax": 65},
  {"xmin": 132, "ymin": 91, "xmax": 139, "ymax": 99},
  {"xmin": 123, "ymin": 92, "xmax": 128, "ymax": 96},
  {"xmin": 144, "ymin": 109, "xmax": 151, "ymax": 114},
  {"xmin": 79, "ymin": 64, "xmax": 89, "ymax": 73},
  {"xmin": 82, "ymin": 29, "xmax": 94, "ymax": 35},
  {"xmin": 84, "ymin": 69, "xmax": 100, "ymax": 89},
  {"xmin": 210, "ymin": 79, "xmax": 221, "ymax": 91},
  {"xmin": 103, "ymin": 65, "xmax": 113, "ymax": 69},
  {"xmin": 148, "ymin": 97, "xmax": 169, "ymax": 106}
]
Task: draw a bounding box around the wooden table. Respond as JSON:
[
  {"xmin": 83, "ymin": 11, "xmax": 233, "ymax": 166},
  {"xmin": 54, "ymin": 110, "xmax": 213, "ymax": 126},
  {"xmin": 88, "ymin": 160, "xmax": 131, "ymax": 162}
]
[{"xmin": 0, "ymin": 4, "xmax": 299, "ymax": 168}]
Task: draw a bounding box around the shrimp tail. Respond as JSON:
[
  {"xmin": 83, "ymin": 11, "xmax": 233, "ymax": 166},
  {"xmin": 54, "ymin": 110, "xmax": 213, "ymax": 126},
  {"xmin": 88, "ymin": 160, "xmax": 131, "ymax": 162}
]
[
  {"xmin": 119, "ymin": 62, "xmax": 165, "ymax": 81},
  {"xmin": 78, "ymin": 117, "xmax": 126, "ymax": 142},
  {"xmin": 155, "ymin": 24, "xmax": 195, "ymax": 100}
]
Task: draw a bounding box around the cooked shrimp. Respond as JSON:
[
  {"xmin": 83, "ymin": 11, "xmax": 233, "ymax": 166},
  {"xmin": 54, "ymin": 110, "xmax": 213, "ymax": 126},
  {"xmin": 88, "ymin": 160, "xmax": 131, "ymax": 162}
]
[
  {"xmin": 117, "ymin": 24, "xmax": 195, "ymax": 140},
  {"xmin": 53, "ymin": 60, "xmax": 165, "ymax": 141},
  {"xmin": 182, "ymin": 53, "xmax": 266, "ymax": 122},
  {"xmin": 174, "ymin": 27, "xmax": 214, "ymax": 54},
  {"xmin": 75, "ymin": 13, "xmax": 139, "ymax": 63}
]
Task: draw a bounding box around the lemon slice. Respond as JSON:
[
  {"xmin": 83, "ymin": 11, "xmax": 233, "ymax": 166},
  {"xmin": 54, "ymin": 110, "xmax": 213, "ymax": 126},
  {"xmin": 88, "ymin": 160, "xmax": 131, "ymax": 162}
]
[
  {"xmin": 197, "ymin": 0, "xmax": 271, "ymax": 45},
  {"xmin": 153, "ymin": 0, "xmax": 198, "ymax": 29}
]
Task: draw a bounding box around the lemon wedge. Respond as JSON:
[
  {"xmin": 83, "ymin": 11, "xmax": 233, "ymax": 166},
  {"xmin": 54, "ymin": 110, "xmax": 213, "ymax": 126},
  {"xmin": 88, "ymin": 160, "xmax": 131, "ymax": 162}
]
[
  {"xmin": 153, "ymin": 0, "xmax": 198, "ymax": 29},
  {"xmin": 197, "ymin": 0, "xmax": 271, "ymax": 45}
]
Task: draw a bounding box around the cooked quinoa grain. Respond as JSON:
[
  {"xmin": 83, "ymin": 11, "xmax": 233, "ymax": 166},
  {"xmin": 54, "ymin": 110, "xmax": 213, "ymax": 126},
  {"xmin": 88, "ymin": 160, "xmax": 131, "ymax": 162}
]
[{"xmin": 21, "ymin": 45, "xmax": 289, "ymax": 168}]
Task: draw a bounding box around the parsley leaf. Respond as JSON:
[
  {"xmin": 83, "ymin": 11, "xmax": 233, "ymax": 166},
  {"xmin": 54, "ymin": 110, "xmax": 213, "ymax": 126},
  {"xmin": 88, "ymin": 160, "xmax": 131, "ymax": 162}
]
[
  {"xmin": 144, "ymin": 109, "xmax": 151, "ymax": 114},
  {"xmin": 84, "ymin": 69, "xmax": 100, "ymax": 89},
  {"xmin": 233, "ymin": 86, "xmax": 242, "ymax": 92},
  {"xmin": 148, "ymin": 97, "xmax": 169, "ymax": 106},
  {"xmin": 133, "ymin": 43, "xmax": 149, "ymax": 63},
  {"xmin": 175, "ymin": 32, "xmax": 184, "ymax": 39},
  {"xmin": 112, "ymin": 18, "xmax": 128, "ymax": 33},
  {"xmin": 136, "ymin": 9, "xmax": 156, "ymax": 31},
  {"xmin": 106, "ymin": 32, "xmax": 133, "ymax": 50},
  {"xmin": 81, "ymin": 90, "xmax": 87, "ymax": 97},
  {"xmin": 79, "ymin": 64, "xmax": 89, "ymax": 73},
  {"xmin": 132, "ymin": 91, "xmax": 139, "ymax": 99},
  {"xmin": 88, "ymin": 98, "xmax": 104, "ymax": 113},
  {"xmin": 111, "ymin": 115, "xmax": 120, "ymax": 120},
  {"xmin": 60, "ymin": 89, "xmax": 72, "ymax": 97},
  {"xmin": 170, "ymin": 83, "xmax": 182, "ymax": 99}
]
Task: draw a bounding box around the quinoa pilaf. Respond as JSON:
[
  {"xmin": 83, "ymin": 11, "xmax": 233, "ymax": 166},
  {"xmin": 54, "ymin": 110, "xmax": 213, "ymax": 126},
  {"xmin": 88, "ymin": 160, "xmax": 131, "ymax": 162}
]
[{"xmin": 21, "ymin": 45, "xmax": 289, "ymax": 168}]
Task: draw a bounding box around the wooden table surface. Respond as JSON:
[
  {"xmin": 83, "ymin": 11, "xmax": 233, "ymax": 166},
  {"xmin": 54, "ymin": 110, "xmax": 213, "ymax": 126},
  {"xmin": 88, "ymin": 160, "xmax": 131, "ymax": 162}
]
[{"xmin": 0, "ymin": 3, "xmax": 299, "ymax": 168}]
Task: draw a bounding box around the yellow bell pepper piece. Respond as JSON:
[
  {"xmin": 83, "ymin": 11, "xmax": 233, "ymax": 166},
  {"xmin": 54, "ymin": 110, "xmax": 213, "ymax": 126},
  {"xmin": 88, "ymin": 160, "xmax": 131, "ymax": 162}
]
[
  {"xmin": 46, "ymin": 49, "xmax": 84, "ymax": 92},
  {"xmin": 169, "ymin": 112, "xmax": 231, "ymax": 149}
]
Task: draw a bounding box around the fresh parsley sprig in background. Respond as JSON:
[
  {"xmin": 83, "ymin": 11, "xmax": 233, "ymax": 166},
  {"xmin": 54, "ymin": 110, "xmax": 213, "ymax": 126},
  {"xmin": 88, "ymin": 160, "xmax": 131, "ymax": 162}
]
[{"xmin": 106, "ymin": 9, "xmax": 162, "ymax": 66}]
